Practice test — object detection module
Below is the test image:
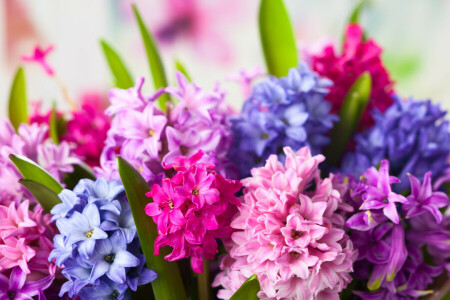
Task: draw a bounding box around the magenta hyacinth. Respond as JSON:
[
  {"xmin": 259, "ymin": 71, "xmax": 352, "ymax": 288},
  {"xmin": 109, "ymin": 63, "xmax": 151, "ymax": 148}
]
[
  {"xmin": 62, "ymin": 97, "xmax": 110, "ymax": 167},
  {"xmin": 213, "ymin": 147, "xmax": 356, "ymax": 299},
  {"xmin": 21, "ymin": 45, "xmax": 55, "ymax": 76},
  {"xmin": 145, "ymin": 150, "xmax": 241, "ymax": 273},
  {"xmin": 30, "ymin": 92, "xmax": 111, "ymax": 167},
  {"xmin": 312, "ymin": 23, "xmax": 394, "ymax": 129}
]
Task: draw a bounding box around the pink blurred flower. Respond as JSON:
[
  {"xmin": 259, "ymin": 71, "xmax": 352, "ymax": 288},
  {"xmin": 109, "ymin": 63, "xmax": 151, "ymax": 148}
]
[
  {"xmin": 21, "ymin": 45, "xmax": 55, "ymax": 76},
  {"xmin": 153, "ymin": 0, "xmax": 238, "ymax": 63},
  {"xmin": 62, "ymin": 97, "xmax": 111, "ymax": 167},
  {"xmin": 227, "ymin": 66, "xmax": 264, "ymax": 99},
  {"xmin": 145, "ymin": 150, "xmax": 241, "ymax": 273},
  {"xmin": 213, "ymin": 147, "xmax": 357, "ymax": 299},
  {"xmin": 312, "ymin": 24, "xmax": 394, "ymax": 129},
  {"xmin": 30, "ymin": 93, "xmax": 111, "ymax": 167}
]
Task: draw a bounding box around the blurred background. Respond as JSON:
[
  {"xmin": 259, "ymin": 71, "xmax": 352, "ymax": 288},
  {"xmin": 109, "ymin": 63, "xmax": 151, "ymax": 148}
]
[{"xmin": 0, "ymin": 0, "xmax": 449, "ymax": 115}]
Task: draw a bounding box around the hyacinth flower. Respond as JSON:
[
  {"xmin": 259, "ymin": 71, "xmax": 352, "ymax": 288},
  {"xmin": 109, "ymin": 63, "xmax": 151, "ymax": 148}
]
[
  {"xmin": 49, "ymin": 178, "xmax": 157, "ymax": 299},
  {"xmin": 0, "ymin": 118, "xmax": 81, "ymax": 205},
  {"xmin": 312, "ymin": 23, "xmax": 394, "ymax": 129},
  {"xmin": 213, "ymin": 146, "xmax": 357, "ymax": 299},
  {"xmin": 95, "ymin": 72, "xmax": 236, "ymax": 183},
  {"xmin": 30, "ymin": 92, "xmax": 111, "ymax": 168},
  {"xmin": 342, "ymin": 95, "xmax": 450, "ymax": 192},
  {"xmin": 144, "ymin": 150, "xmax": 241, "ymax": 273},
  {"xmin": 345, "ymin": 160, "xmax": 450, "ymax": 299},
  {"xmin": 0, "ymin": 200, "xmax": 62, "ymax": 299},
  {"xmin": 228, "ymin": 63, "xmax": 338, "ymax": 178}
]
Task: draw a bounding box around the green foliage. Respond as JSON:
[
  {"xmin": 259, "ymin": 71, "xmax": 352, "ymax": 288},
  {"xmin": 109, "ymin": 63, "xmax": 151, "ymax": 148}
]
[
  {"xmin": 100, "ymin": 40, "xmax": 134, "ymax": 89},
  {"xmin": 117, "ymin": 156, "xmax": 187, "ymax": 300},
  {"xmin": 230, "ymin": 275, "xmax": 260, "ymax": 300},
  {"xmin": 259, "ymin": 0, "xmax": 298, "ymax": 77},
  {"xmin": 133, "ymin": 5, "xmax": 170, "ymax": 111},
  {"xmin": 8, "ymin": 67, "xmax": 28, "ymax": 131}
]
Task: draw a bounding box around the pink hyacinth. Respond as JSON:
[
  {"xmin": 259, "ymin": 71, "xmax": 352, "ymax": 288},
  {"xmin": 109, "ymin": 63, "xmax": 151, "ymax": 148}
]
[
  {"xmin": 21, "ymin": 45, "xmax": 55, "ymax": 76},
  {"xmin": 312, "ymin": 23, "xmax": 394, "ymax": 129},
  {"xmin": 0, "ymin": 200, "xmax": 58, "ymax": 279},
  {"xmin": 145, "ymin": 150, "xmax": 241, "ymax": 273},
  {"xmin": 212, "ymin": 147, "xmax": 357, "ymax": 299},
  {"xmin": 0, "ymin": 118, "xmax": 80, "ymax": 205}
]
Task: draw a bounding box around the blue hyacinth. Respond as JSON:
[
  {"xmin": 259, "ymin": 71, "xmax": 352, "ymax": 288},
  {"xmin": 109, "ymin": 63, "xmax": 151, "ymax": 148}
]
[
  {"xmin": 49, "ymin": 178, "xmax": 157, "ymax": 300},
  {"xmin": 342, "ymin": 95, "xmax": 450, "ymax": 192},
  {"xmin": 228, "ymin": 63, "xmax": 338, "ymax": 177}
]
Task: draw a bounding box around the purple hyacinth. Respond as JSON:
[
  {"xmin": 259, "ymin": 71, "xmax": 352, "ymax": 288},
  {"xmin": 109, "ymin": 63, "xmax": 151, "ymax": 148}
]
[
  {"xmin": 49, "ymin": 178, "xmax": 157, "ymax": 299},
  {"xmin": 0, "ymin": 266, "xmax": 53, "ymax": 300},
  {"xmin": 95, "ymin": 73, "xmax": 236, "ymax": 183},
  {"xmin": 342, "ymin": 95, "xmax": 450, "ymax": 192},
  {"xmin": 344, "ymin": 160, "xmax": 449, "ymax": 299},
  {"xmin": 227, "ymin": 63, "xmax": 338, "ymax": 177}
]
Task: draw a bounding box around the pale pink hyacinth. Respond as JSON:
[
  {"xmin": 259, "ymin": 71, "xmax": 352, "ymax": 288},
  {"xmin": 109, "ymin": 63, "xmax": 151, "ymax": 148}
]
[
  {"xmin": 0, "ymin": 200, "xmax": 58, "ymax": 278},
  {"xmin": 213, "ymin": 147, "xmax": 357, "ymax": 300},
  {"xmin": 0, "ymin": 118, "xmax": 80, "ymax": 205}
]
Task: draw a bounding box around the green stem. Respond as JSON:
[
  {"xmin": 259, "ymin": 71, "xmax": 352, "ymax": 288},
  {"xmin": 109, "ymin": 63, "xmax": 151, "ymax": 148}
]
[{"xmin": 198, "ymin": 259, "xmax": 211, "ymax": 300}]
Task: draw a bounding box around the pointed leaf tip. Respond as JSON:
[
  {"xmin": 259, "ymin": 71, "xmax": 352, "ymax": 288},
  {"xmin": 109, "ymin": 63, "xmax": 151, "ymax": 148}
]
[
  {"xmin": 132, "ymin": 5, "xmax": 170, "ymax": 111},
  {"xmin": 324, "ymin": 72, "xmax": 372, "ymax": 166},
  {"xmin": 230, "ymin": 274, "xmax": 260, "ymax": 300},
  {"xmin": 19, "ymin": 179, "xmax": 61, "ymax": 213},
  {"xmin": 259, "ymin": 0, "xmax": 298, "ymax": 77},
  {"xmin": 349, "ymin": 0, "xmax": 368, "ymax": 24},
  {"xmin": 8, "ymin": 67, "xmax": 28, "ymax": 131},
  {"xmin": 10, "ymin": 154, "xmax": 63, "ymax": 194},
  {"xmin": 175, "ymin": 59, "xmax": 192, "ymax": 82},
  {"xmin": 49, "ymin": 102, "xmax": 59, "ymax": 144},
  {"xmin": 100, "ymin": 40, "xmax": 134, "ymax": 89}
]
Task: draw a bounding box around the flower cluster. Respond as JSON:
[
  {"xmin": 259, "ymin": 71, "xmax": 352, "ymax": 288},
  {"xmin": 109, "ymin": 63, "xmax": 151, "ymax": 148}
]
[
  {"xmin": 0, "ymin": 118, "xmax": 80, "ymax": 205},
  {"xmin": 49, "ymin": 178, "xmax": 157, "ymax": 299},
  {"xmin": 312, "ymin": 23, "xmax": 394, "ymax": 129},
  {"xmin": 145, "ymin": 150, "xmax": 241, "ymax": 273},
  {"xmin": 0, "ymin": 200, "xmax": 58, "ymax": 299},
  {"xmin": 342, "ymin": 95, "xmax": 450, "ymax": 192},
  {"xmin": 228, "ymin": 63, "xmax": 338, "ymax": 177},
  {"xmin": 95, "ymin": 72, "xmax": 236, "ymax": 184},
  {"xmin": 345, "ymin": 160, "xmax": 449, "ymax": 299},
  {"xmin": 30, "ymin": 92, "xmax": 111, "ymax": 167},
  {"xmin": 213, "ymin": 147, "xmax": 357, "ymax": 299}
]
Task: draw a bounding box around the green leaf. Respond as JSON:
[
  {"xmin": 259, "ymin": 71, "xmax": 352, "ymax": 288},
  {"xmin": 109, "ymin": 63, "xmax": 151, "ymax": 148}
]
[
  {"xmin": 9, "ymin": 154, "xmax": 63, "ymax": 194},
  {"xmin": 342, "ymin": 0, "xmax": 368, "ymax": 45},
  {"xmin": 49, "ymin": 102, "xmax": 59, "ymax": 144},
  {"xmin": 349, "ymin": 0, "xmax": 368, "ymax": 23},
  {"xmin": 117, "ymin": 156, "xmax": 187, "ymax": 300},
  {"xmin": 64, "ymin": 163, "xmax": 96, "ymax": 190},
  {"xmin": 325, "ymin": 72, "xmax": 372, "ymax": 166},
  {"xmin": 8, "ymin": 67, "xmax": 28, "ymax": 131},
  {"xmin": 259, "ymin": 0, "xmax": 298, "ymax": 77},
  {"xmin": 230, "ymin": 275, "xmax": 260, "ymax": 300},
  {"xmin": 133, "ymin": 5, "xmax": 170, "ymax": 111},
  {"xmin": 100, "ymin": 40, "xmax": 135, "ymax": 89},
  {"xmin": 19, "ymin": 179, "xmax": 61, "ymax": 213},
  {"xmin": 175, "ymin": 59, "xmax": 192, "ymax": 82}
]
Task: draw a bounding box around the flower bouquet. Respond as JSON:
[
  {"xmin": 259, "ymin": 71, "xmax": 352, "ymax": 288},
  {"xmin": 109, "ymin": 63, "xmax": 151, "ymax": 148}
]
[{"xmin": 1, "ymin": 1, "xmax": 449, "ymax": 299}]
